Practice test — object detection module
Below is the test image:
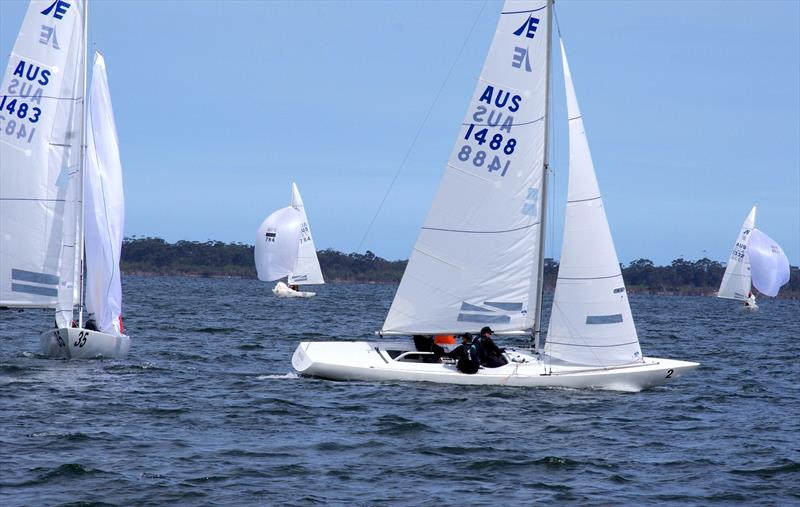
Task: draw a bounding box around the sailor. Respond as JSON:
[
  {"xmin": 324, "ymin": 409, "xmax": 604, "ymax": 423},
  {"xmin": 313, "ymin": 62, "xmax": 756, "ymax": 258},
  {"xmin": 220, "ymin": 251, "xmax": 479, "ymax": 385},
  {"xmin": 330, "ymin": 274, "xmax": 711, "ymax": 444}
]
[
  {"xmin": 289, "ymin": 284, "xmax": 300, "ymax": 292},
  {"xmin": 478, "ymin": 326, "xmax": 508, "ymax": 368},
  {"xmin": 412, "ymin": 335, "xmax": 445, "ymax": 363},
  {"xmin": 446, "ymin": 333, "xmax": 480, "ymax": 374}
]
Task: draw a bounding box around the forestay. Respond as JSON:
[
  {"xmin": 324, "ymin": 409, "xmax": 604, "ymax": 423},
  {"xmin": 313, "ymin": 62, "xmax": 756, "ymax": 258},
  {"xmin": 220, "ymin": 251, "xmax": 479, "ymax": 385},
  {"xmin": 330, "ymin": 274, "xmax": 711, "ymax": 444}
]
[
  {"xmin": 382, "ymin": 0, "xmax": 550, "ymax": 335},
  {"xmin": 0, "ymin": 0, "xmax": 86, "ymax": 326},
  {"xmin": 718, "ymin": 206, "xmax": 755, "ymax": 300},
  {"xmin": 288, "ymin": 183, "xmax": 324, "ymax": 286},
  {"xmin": 255, "ymin": 206, "xmax": 302, "ymax": 282},
  {"xmin": 545, "ymin": 40, "xmax": 642, "ymax": 367},
  {"xmin": 747, "ymin": 228, "xmax": 790, "ymax": 297},
  {"xmin": 84, "ymin": 52, "xmax": 125, "ymax": 335}
]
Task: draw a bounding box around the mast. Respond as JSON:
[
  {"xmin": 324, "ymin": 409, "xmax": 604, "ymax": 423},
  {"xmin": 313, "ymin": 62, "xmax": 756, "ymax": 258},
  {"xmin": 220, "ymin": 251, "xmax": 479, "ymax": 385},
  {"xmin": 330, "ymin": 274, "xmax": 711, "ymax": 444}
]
[
  {"xmin": 77, "ymin": 0, "xmax": 89, "ymax": 327},
  {"xmin": 533, "ymin": 0, "xmax": 553, "ymax": 350}
]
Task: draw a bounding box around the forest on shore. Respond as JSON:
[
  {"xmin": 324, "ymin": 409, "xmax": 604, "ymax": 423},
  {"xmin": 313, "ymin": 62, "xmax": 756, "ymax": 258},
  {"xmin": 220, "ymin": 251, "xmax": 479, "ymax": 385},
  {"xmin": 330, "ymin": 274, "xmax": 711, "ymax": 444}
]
[{"xmin": 120, "ymin": 237, "xmax": 800, "ymax": 297}]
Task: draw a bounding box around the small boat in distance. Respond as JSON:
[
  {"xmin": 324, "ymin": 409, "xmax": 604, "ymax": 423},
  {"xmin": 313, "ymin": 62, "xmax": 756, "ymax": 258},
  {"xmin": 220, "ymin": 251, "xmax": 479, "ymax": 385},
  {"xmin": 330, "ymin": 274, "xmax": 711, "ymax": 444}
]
[
  {"xmin": 1, "ymin": 1, "xmax": 129, "ymax": 358},
  {"xmin": 292, "ymin": 0, "xmax": 698, "ymax": 391},
  {"xmin": 718, "ymin": 206, "xmax": 791, "ymax": 310},
  {"xmin": 255, "ymin": 183, "xmax": 324, "ymax": 298}
]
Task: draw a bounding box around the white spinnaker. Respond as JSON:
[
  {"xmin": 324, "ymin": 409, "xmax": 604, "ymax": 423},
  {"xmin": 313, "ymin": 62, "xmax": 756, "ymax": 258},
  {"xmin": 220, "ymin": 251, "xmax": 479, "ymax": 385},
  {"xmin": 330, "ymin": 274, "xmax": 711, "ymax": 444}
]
[
  {"xmin": 545, "ymin": 40, "xmax": 642, "ymax": 367},
  {"xmin": 718, "ymin": 206, "xmax": 755, "ymax": 300},
  {"xmin": 382, "ymin": 0, "xmax": 549, "ymax": 335},
  {"xmin": 288, "ymin": 183, "xmax": 324, "ymax": 286},
  {"xmin": 255, "ymin": 206, "xmax": 302, "ymax": 282},
  {"xmin": 84, "ymin": 52, "xmax": 125, "ymax": 335},
  {"xmin": 748, "ymin": 228, "xmax": 790, "ymax": 297},
  {"xmin": 0, "ymin": 0, "xmax": 85, "ymax": 322}
]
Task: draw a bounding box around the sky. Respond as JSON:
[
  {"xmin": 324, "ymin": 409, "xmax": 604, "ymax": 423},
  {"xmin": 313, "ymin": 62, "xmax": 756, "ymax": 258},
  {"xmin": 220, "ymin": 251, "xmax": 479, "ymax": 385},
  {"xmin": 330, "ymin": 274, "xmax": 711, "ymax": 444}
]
[{"xmin": 1, "ymin": 0, "xmax": 798, "ymax": 265}]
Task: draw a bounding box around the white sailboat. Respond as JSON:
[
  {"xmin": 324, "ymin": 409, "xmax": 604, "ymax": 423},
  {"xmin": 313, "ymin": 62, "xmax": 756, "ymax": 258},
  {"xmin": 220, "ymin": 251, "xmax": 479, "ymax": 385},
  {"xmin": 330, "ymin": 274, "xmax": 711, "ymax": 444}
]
[
  {"xmin": 718, "ymin": 206, "xmax": 790, "ymax": 309},
  {"xmin": 255, "ymin": 183, "xmax": 324, "ymax": 298},
  {"xmin": 292, "ymin": 0, "xmax": 698, "ymax": 391},
  {"xmin": 1, "ymin": 1, "xmax": 129, "ymax": 358}
]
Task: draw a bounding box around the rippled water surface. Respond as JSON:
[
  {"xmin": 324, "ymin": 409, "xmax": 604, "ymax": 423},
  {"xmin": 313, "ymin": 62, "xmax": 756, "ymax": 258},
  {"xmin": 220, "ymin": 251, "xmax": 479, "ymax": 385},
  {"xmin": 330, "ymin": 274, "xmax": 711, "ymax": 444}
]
[{"xmin": 1, "ymin": 276, "xmax": 799, "ymax": 505}]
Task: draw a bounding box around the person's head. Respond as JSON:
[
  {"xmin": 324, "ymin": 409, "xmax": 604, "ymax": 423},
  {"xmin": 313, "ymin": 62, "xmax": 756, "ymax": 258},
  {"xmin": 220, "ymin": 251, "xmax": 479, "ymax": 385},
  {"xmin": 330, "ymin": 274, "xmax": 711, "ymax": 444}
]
[
  {"xmin": 480, "ymin": 326, "xmax": 493, "ymax": 338},
  {"xmin": 461, "ymin": 333, "xmax": 473, "ymax": 344}
]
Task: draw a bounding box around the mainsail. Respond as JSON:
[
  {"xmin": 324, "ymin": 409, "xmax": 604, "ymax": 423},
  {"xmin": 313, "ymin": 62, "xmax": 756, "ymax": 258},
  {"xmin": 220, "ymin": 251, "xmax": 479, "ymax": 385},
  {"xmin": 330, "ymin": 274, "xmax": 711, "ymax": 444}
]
[
  {"xmin": 255, "ymin": 206, "xmax": 302, "ymax": 282},
  {"xmin": 84, "ymin": 52, "xmax": 125, "ymax": 335},
  {"xmin": 718, "ymin": 206, "xmax": 755, "ymax": 300},
  {"xmin": 0, "ymin": 0, "xmax": 86, "ymax": 328},
  {"xmin": 382, "ymin": 0, "xmax": 550, "ymax": 335},
  {"xmin": 288, "ymin": 183, "xmax": 324, "ymax": 286},
  {"xmin": 748, "ymin": 228, "xmax": 790, "ymax": 297},
  {"xmin": 545, "ymin": 40, "xmax": 642, "ymax": 367}
]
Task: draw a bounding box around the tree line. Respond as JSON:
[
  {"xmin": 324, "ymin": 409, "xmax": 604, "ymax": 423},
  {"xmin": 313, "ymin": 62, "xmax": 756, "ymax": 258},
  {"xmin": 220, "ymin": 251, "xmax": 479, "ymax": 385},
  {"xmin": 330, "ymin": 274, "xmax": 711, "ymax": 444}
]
[{"xmin": 120, "ymin": 237, "xmax": 799, "ymax": 295}]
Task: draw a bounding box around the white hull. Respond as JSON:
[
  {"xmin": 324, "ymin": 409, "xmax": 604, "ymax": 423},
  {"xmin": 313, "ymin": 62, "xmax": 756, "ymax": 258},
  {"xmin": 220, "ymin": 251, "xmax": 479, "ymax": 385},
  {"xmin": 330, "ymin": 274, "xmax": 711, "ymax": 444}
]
[
  {"xmin": 273, "ymin": 282, "xmax": 315, "ymax": 298},
  {"xmin": 292, "ymin": 340, "xmax": 699, "ymax": 392},
  {"xmin": 39, "ymin": 327, "xmax": 130, "ymax": 359}
]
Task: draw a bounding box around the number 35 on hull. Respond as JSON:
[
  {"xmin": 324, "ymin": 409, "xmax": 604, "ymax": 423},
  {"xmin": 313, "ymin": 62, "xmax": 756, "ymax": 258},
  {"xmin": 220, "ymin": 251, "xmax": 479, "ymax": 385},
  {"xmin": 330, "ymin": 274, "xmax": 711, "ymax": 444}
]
[{"xmin": 39, "ymin": 327, "xmax": 131, "ymax": 359}]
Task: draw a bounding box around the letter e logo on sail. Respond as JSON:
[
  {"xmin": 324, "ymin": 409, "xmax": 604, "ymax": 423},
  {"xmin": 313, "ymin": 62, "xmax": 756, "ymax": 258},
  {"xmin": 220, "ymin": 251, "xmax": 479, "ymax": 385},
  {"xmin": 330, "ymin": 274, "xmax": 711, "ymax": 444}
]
[{"xmin": 41, "ymin": 0, "xmax": 71, "ymax": 20}]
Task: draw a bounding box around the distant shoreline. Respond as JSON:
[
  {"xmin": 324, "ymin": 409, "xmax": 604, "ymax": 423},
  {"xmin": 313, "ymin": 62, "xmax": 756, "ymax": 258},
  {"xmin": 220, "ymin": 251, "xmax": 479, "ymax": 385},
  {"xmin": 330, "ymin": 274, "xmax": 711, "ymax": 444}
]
[{"xmin": 120, "ymin": 237, "xmax": 799, "ymax": 299}]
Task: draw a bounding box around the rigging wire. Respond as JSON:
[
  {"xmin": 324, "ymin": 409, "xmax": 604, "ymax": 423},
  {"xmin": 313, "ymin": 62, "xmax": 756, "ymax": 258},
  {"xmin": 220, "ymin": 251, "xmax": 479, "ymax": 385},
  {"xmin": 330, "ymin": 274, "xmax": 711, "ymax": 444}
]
[{"xmin": 355, "ymin": 0, "xmax": 489, "ymax": 253}]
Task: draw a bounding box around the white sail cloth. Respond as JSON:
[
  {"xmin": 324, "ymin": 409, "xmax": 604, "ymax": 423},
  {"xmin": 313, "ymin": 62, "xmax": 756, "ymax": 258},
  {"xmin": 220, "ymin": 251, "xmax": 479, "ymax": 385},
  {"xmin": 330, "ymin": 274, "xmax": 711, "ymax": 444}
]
[
  {"xmin": 545, "ymin": 40, "xmax": 642, "ymax": 367},
  {"xmin": 748, "ymin": 228, "xmax": 790, "ymax": 297},
  {"xmin": 83, "ymin": 52, "xmax": 125, "ymax": 335},
  {"xmin": 382, "ymin": 0, "xmax": 550, "ymax": 335},
  {"xmin": 718, "ymin": 206, "xmax": 755, "ymax": 300},
  {"xmin": 288, "ymin": 183, "xmax": 324, "ymax": 285},
  {"xmin": 0, "ymin": 0, "xmax": 85, "ymax": 327},
  {"xmin": 255, "ymin": 206, "xmax": 302, "ymax": 282}
]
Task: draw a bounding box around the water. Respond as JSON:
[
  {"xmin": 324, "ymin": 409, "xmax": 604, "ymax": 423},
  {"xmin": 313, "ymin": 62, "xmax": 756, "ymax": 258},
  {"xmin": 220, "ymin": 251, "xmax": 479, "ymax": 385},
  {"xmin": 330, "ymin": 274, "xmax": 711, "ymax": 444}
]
[{"xmin": 1, "ymin": 276, "xmax": 798, "ymax": 505}]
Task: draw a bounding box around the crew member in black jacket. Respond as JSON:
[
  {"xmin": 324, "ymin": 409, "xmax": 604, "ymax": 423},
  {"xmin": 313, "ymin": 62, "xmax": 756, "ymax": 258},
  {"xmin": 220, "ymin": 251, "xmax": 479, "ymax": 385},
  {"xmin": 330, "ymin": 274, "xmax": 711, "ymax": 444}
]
[{"xmin": 446, "ymin": 333, "xmax": 481, "ymax": 374}]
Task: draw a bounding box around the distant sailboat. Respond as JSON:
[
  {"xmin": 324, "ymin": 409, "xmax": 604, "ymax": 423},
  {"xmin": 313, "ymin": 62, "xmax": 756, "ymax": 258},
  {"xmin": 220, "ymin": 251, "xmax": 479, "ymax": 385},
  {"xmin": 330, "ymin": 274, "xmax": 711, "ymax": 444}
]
[
  {"xmin": 1, "ymin": 1, "xmax": 129, "ymax": 358},
  {"xmin": 255, "ymin": 183, "xmax": 324, "ymax": 298},
  {"xmin": 718, "ymin": 206, "xmax": 790, "ymax": 309},
  {"xmin": 292, "ymin": 0, "xmax": 698, "ymax": 391}
]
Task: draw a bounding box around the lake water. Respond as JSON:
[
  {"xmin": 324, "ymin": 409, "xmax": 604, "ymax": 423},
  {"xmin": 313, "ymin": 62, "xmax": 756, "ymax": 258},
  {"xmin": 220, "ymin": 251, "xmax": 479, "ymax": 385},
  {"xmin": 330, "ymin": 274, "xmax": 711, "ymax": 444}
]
[{"xmin": 1, "ymin": 276, "xmax": 798, "ymax": 505}]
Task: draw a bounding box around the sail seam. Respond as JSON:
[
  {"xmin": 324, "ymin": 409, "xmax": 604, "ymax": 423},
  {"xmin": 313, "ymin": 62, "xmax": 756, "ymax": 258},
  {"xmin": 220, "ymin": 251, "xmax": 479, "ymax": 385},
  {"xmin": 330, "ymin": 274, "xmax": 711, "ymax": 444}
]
[
  {"xmin": 567, "ymin": 196, "xmax": 601, "ymax": 204},
  {"xmin": 502, "ymin": 6, "xmax": 547, "ymax": 15},
  {"xmin": 568, "ymin": 115, "xmax": 582, "ymax": 121},
  {"xmin": 462, "ymin": 115, "xmax": 545, "ymax": 128},
  {"xmin": 0, "ymin": 198, "xmax": 67, "ymax": 202},
  {"xmin": 546, "ymin": 340, "xmax": 639, "ymax": 348},
  {"xmin": 557, "ymin": 274, "xmax": 620, "ymax": 280},
  {"xmin": 422, "ymin": 222, "xmax": 539, "ymax": 234}
]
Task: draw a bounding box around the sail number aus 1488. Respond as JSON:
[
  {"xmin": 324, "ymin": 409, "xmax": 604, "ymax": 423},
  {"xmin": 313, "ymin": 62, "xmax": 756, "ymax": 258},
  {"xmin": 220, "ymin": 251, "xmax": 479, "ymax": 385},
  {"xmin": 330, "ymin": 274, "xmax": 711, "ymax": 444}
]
[{"xmin": 458, "ymin": 123, "xmax": 517, "ymax": 177}]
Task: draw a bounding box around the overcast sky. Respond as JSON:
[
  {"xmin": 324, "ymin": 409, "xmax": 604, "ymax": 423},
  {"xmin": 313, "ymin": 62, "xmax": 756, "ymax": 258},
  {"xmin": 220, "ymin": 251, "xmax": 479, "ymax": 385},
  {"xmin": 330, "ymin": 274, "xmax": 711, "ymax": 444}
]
[{"xmin": 1, "ymin": 0, "xmax": 798, "ymax": 264}]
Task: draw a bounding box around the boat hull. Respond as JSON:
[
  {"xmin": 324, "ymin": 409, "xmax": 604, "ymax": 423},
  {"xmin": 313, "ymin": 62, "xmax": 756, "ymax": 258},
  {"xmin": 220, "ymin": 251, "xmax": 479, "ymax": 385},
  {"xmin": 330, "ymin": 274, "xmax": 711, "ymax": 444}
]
[
  {"xmin": 273, "ymin": 283, "xmax": 315, "ymax": 298},
  {"xmin": 39, "ymin": 327, "xmax": 130, "ymax": 359},
  {"xmin": 292, "ymin": 341, "xmax": 699, "ymax": 392}
]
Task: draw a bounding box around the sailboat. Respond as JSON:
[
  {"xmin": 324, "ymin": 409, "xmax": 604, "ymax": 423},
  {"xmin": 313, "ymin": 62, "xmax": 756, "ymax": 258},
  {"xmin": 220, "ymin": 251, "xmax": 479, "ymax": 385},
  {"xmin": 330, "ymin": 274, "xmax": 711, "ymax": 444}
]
[
  {"xmin": 1, "ymin": 1, "xmax": 129, "ymax": 358},
  {"xmin": 255, "ymin": 183, "xmax": 324, "ymax": 298},
  {"xmin": 718, "ymin": 206, "xmax": 790, "ymax": 310},
  {"xmin": 292, "ymin": 0, "xmax": 698, "ymax": 391}
]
